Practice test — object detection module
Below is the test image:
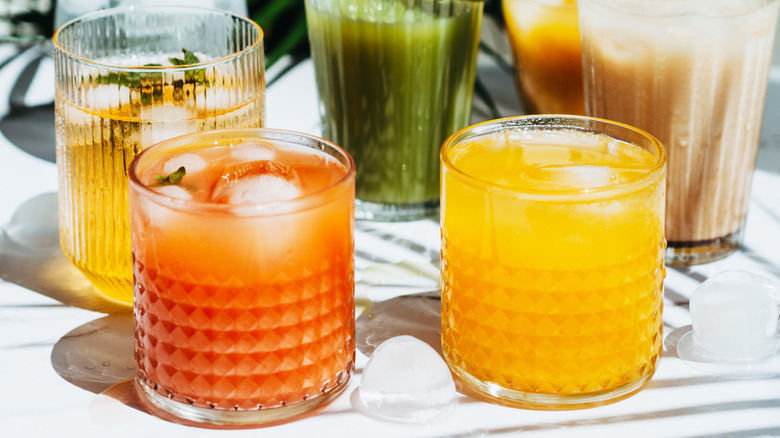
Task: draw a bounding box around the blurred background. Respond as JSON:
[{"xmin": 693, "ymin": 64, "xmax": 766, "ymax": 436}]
[
  {"xmin": 1, "ymin": 0, "xmax": 778, "ymax": 174},
  {"xmin": 0, "ymin": 0, "xmax": 505, "ymax": 68}
]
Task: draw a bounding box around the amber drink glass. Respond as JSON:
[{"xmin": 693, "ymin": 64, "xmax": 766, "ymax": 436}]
[{"xmin": 503, "ymin": 0, "xmax": 584, "ymax": 115}]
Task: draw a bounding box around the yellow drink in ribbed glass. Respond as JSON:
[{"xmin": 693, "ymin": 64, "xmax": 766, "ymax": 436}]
[
  {"xmin": 440, "ymin": 116, "xmax": 666, "ymax": 409},
  {"xmin": 53, "ymin": 7, "xmax": 265, "ymax": 304}
]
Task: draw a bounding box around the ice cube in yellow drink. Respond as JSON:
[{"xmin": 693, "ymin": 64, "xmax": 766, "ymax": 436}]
[
  {"xmin": 440, "ymin": 117, "xmax": 666, "ymax": 408},
  {"xmin": 57, "ymin": 83, "xmax": 264, "ymax": 304}
]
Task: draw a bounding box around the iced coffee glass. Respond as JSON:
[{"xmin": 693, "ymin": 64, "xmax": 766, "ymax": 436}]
[
  {"xmin": 53, "ymin": 6, "xmax": 265, "ymax": 304},
  {"xmin": 129, "ymin": 128, "xmax": 356, "ymax": 425},
  {"xmin": 441, "ymin": 115, "xmax": 666, "ymax": 409},
  {"xmin": 305, "ymin": 0, "xmax": 483, "ymax": 221},
  {"xmin": 503, "ymin": 0, "xmax": 584, "ymax": 115},
  {"xmin": 580, "ymin": 0, "xmax": 780, "ymax": 265}
]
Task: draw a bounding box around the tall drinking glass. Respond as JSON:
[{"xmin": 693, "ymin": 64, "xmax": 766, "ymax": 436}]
[
  {"xmin": 503, "ymin": 0, "xmax": 584, "ymax": 115},
  {"xmin": 53, "ymin": 6, "xmax": 265, "ymax": 304},
  {"xmin": 129, "ymin": 128, "xmax": 356, "ymax": 425},
  {"xmin": 441, "ymin": 115, "xmax": 666, "ymax": 409},
  {"xmin": 580, "ymin": 0, "xmax": 780, "ymax": 265},
  {"xmin": 305, "ymin": 0, "xmax": 483, "ymax": 221}
]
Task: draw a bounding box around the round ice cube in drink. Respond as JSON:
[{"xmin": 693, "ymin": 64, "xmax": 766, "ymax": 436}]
[
  {"xmin": 230, "ymin": 143, "xmax": 276, "ymax": 162},
  {"xmin": 210, "ymin": 160, "xmax": 303, "ymax": 205},
  {"xmin": 162, "ymin": 153, "xmax": 207, "ymax": 176},
  {"xmin": 153, "ymin": 184, "xmax": 193, "ymax": 201}
]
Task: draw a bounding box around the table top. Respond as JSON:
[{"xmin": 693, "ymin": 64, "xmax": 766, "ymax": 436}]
[{"xmin": 1, "ymin": 19, "xmax": 780, "ymax": 438}]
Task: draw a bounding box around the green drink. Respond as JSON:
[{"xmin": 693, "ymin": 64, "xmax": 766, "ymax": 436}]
[{"xmin": 305, "ymin": 0, "xmax": 483, "ymax": 221}]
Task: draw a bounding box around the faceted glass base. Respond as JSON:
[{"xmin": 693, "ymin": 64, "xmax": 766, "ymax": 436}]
[
  {"xmin": 355, "ymin": 198, "xmax": 439, "ymax": 222},
  {"xmin": 137, "ymin": 376, "xmax": 350, "ymax": 427},
  {"xmin": 447, "ymin": 360, "xmax": 655, "ymax": 411},
  {"xmin": 665, "ymin": 230, "xmax": 742, "ymax": 266}
]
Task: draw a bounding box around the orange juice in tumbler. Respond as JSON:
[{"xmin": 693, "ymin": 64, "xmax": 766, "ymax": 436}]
[
  {"xmin": 441, "ymin": 116, "xmax": 666, "ymax": 409},
  {"xmin": 129, "ymin": 129, "xmax": 355, "ymax": 425}
]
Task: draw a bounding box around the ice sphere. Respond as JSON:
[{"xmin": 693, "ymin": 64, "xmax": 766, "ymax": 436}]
[
  {"xmin": 210, "ymin": 160, "xmax": 302, "ymax": 204},
  {"xmin": 153, "ymin": 185, "xmax": 193, "ymax": 201},
  {"xmin": 162, "ymin": 153, "xmax": 207, "ymax": 176},
  {"xmin": 359, "ymin": 335, "xmax": 456, "ymax": 423},
  {"xmin": 690, "ymin": 271, "xmax": 780, "ymax": 361}
]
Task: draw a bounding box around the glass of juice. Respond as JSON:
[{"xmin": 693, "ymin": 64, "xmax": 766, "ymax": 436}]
[
  {"xmin": 503, "ymin": 0, "xmax": 584, "ymax": 115},
  {"xmin": 128, "ymin": 128, "xmax": 356, "ymax": 425},
  {"xmin": 579, "ymin": 0, "xmax": 780, "ymax": 265},
  {"xmin": 440, "ymin": 115, "xmax": 666, "ymax": 409},
  {"xmin": 305, "ymin": 0, "xmax": 483, "ymax": 221},
  {"xmin": 52, "ymin": 6, "xmax": 265, "ymax": 305}
]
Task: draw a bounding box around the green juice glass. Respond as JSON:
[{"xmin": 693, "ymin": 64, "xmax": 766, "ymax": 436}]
[{"xmin": 305, "ymin": 0, "xmax": 483, "ymax": 221}]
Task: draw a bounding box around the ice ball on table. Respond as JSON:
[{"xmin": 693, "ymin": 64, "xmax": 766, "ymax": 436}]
[
  {"xmin": 359, "ymin": 335, "xmax": 456, "ymax": 424},
  {"xmin": 210, "ymin": 160, "xmax": 302, "ymax": 205},
  {"xmin": 690, "ymin": 271, "xmax": 780, "ymax": 361}
]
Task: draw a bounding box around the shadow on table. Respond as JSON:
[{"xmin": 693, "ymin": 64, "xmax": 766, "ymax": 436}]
[
  {"xmin": 49, "ymin": 312, "xmax": 329, "ymax": 429},
  {"xmin": 51, "ymin": 314, "xmax": 135, "ymax": 394},
  {"xmin": 0, "ymin": 192, "xmax": 130, "ymax": 314},
  {"xmin": 0, "ymin": 103, "xmax": 56, "ymax": 163},
  {"xmin": 356, "ymin": 291, "xmax": 442, "ymax": 358}
]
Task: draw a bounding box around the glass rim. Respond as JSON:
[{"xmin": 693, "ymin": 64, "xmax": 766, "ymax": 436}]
[
  {"xmin": 52, "ymin": 5, "xmax": 264, "ymax": 72},
  {"xmin": 128, "ymin": 127, "xmax": 356, "ymax": 216},
  {"xmin": 440, "ymin": 114, "xmax": 667, "ymax": 201},
  {"xmin": 511, "ymin": 0, "xmax": 576, "ymax": 9},
  {"xmin": 579, "ymin": 0, "xmax": 779, "ymax": 17}
]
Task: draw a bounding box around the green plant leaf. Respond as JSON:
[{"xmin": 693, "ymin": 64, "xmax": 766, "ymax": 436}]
[{"xmin": 150, "ymin": 166, "xmax": 186, "ymax": 187}]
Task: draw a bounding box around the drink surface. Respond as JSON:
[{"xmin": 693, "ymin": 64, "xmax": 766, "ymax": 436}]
[
  {"xmin": 580, "ymin": 0, "xmax": 779, "ymax": 260},
  {"xmin": 131, "ymin": 140, "xmax": 355, "ymax": 410},
  {"xmin": 306, "ymin": 0, "xmax": 481, "ymax": 208},
  {"xmin": 503, "ymin": 0, "xmax": 584, "ymax": 115},
  {"xmin": 441, "ymin": 129, "xmax": 665, "ymax": 397},
  {"xmin": 56, "ymin": 53, "xmax": 265, "ymax": 303}
]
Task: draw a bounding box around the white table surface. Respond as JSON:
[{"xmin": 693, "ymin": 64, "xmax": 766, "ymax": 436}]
[{"xmin": 1, "ymin": 19, "xmax": 780, "ymax": 438}]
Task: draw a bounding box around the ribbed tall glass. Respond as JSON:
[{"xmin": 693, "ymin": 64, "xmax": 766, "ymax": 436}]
[
  {"xmin": 305, "ymin": 0, "xmax": 483, "ymax": 221},
  {"xmin": 53, "ymin": 6, "xmax": 265, "ymax": 304},
  {"xmin": 580, "ymin": 0, "xmax": 780, "ymax": 265}
]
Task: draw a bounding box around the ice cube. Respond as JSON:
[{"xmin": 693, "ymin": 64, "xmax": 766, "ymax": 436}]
[
  {"xmin": 230, "ymin": 144, "xmax": 276, "ymax": 162},
  {"xmin": 140, "ymin": 105, "xmax": 197, "ymax": 147},
  {"xmin": 527, "ymin": 165, "xmax": 615, "ymax": 190},
  {"xmin": 359, "ymin": 335, "xmax": 456, "ymax": 423},
  {"xmin": 153, "ymin": 185, "xmax": 193, "ymax": 201},
  {"xmin": 162, "ymin": 153, "xmax": 207, "ymax": 176},
  {"xmin": 690, "ymin": 271, "xmax": 780, "ymax": 361},
  {"xmin": 210, "ymin": 160, "xmax": 302, "ymax": 205}
]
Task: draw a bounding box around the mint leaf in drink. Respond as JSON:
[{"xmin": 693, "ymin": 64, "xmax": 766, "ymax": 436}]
[
  {"xmin": 168, "ymin": 48, "xmax": 206, "ymax": 84},
  {"xmin": 168, "ymin": 48, "xmax": 201, "ymax": 66},
  {"xmin": 150, "ymin": 166, "xmax": 186, "ymax": 187},
  {"xmin": 94, "ymin": 48, "xmax": 203, "ymax": 87}
]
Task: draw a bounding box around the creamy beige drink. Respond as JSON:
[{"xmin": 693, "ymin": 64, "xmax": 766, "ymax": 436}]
[{"xmin": 580, "ymin": 0, "xmax": 780, "ymax": 264}]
